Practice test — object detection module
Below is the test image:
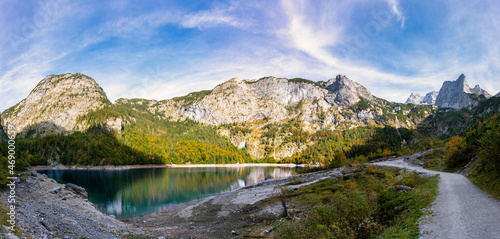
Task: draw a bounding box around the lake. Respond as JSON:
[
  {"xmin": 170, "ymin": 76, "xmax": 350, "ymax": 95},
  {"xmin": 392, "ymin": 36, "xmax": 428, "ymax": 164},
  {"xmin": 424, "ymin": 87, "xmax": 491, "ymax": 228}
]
[{"xmin": 38, "ymin": 166, "xmax": 295, "ymax": 218}]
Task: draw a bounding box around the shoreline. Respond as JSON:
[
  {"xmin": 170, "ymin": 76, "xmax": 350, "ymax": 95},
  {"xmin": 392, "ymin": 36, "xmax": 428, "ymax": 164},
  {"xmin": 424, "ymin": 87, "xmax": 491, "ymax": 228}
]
[{"xmin": 31, "ymin": 163, "xmax": 308, "ymax": 171}]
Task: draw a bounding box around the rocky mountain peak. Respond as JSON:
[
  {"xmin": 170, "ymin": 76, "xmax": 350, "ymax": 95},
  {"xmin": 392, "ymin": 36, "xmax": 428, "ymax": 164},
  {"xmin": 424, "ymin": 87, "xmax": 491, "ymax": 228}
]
[
  {"xmin": 406, "ymin": 93, "xmax": 424, "ymax": 104},
  {"xmin": 324, "ymin": 74, "xmax": 374, "ymax": 105},
  {"xmin": 435, "ymin": 74, "xmax": 490, "ymax": 109},
  {"xmin": 406, "ymin": 91, "xmax": 438, "ymax": 105},
  {"xmin": 0, "ymin": 73, "xmax": 110, "ymax": 135}
]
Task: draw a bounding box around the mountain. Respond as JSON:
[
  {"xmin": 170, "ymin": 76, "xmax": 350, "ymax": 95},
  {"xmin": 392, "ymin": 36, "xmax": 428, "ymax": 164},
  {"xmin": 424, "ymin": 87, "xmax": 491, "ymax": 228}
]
[
  {"xmin": 125, "ymin": 75, "xmax": 431, "ymax": 130},
  {"xmin": 140, "ymin": 75, "xmax": 382, "ymax": 127},
  {"xmin": 0, "ymin": 73, "xmax": 111, "ymax": 136},
  {"xmin": 1, "ymin": 73, "xmax": 436, "ymax": 159},
  {"xmin": 435, "ymin": 74, "xmax": 491, "ymax": 109},
  {"xmin": 113, "ymin": 75, "xmax": 434, "ymax": 158},
  {"xmin": 406, "ymin": 91, "xmax": 438, "ymax": 105},
  {"xmin": 406, "ymin": 74, "xmax": 491, "ymax": 109}
]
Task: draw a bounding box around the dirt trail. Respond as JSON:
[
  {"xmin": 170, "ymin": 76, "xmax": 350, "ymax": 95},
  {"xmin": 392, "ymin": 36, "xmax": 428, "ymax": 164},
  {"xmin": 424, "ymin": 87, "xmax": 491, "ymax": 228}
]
[{"xmin": 371, "ymin": 156, "xmax": 500, "ymax": 239}]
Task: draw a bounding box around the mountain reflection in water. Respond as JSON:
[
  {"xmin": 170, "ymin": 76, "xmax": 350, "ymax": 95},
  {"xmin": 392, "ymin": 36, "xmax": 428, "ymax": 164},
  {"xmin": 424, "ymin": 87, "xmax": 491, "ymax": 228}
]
[{"xmin": 39, "ymin": 166, "xmax": 294, "ymax": 218}]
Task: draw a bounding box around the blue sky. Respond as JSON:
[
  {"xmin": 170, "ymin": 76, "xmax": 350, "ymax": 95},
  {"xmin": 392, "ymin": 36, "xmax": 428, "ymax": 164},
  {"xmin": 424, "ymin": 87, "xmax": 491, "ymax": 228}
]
[{"xmin": 1, "ymin": 0, "xmax": 499, "ymax": 111}]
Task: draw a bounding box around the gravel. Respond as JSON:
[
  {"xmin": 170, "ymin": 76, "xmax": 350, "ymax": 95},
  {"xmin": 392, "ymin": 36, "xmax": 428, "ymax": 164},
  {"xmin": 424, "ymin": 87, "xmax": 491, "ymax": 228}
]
[{"xmin": 371, "ymin": 154, "xmax": 500, "ymax": 239}]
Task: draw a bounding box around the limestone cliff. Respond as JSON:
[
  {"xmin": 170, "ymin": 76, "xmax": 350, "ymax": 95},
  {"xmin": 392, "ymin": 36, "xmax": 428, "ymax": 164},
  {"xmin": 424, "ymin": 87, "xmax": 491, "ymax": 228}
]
[
  {"xmin": 406, "ymin": 74, "xmax": 490, "ymax": 109},
  {"xmin": 119, "ymin": 75, "xmax": 433, "ymax": 159},
  {"xmin": 142, "ymin": 75, "xmax": 388, "ymax": 127},
  {"xmin": 0, "ymin": 73, "xmax": 111, "ymax": 135},
  {"xmin": 435, "ymin": 74, "xmax": 491, "ymax": 109}
]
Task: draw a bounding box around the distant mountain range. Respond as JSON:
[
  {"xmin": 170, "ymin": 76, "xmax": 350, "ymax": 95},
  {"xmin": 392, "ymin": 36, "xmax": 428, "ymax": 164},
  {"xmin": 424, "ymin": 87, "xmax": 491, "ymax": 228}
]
[
  {"xmin": 406, "ymin": 74, "xmax": 492, "ymax": 109},
  {"xmin": 1, "ymin": 72, "xmax": 499, "ymax": 159}
]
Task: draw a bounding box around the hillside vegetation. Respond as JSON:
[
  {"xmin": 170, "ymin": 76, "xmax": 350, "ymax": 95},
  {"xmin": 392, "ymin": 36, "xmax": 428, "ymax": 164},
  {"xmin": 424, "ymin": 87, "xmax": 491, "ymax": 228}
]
[
  {"xmin": 275, "ymin": 166, "xmax": 439, "ymax": 238},
  {"xmin": 420, "ymin": 113, "xmax": 500, "ymax": 199}
]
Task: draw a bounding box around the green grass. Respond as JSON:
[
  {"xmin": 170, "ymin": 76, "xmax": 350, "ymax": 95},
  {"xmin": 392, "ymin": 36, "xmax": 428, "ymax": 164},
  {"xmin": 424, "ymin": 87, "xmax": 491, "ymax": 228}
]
[
  {"xmin": 171, "ymin": 90, "xmax": 212, "ymax": 105},
  {"xmin": 468, "ymin": 170, "xmax": 500, "ymax": 201},
  {"xmin": 0, "ymin": 200, "xmax": 23, "ymax": 237},
  {"xmin": 421, "ymin": 149, "xmax": 447, "ymax": 171}
]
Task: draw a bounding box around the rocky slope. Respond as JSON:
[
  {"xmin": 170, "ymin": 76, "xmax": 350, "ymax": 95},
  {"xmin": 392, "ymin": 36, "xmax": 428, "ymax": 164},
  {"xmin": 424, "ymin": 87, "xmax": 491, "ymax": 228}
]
[
  {"xmin": 117, "ymin": 75, "xmax": 434, "ymax": 158},
  {"xmin": 123, "ymin": 75, "xmax": 429, "ymax": 130},
  {"xmin": 141, "ymin": 75, "xmax": 378, "ymax": 127},
  {"xmin": 0, "ymin": 73, "xmax": 111, "ymax": 136},
  {"xmin": 0, "ymin": 170, "xmax": 147, "ymax": 238},
  {"xmin": 435, "ymin": 74, "xmax": 491, "ymax": 109},
  {"xmin": 406, "ymin": 74, "xmax": 491, "ymax": 109}
]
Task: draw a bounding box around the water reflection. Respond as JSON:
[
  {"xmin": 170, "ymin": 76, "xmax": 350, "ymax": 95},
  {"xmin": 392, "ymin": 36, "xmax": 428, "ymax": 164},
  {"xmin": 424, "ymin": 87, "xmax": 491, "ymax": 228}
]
[{"xmin": 39, "ymin": 166, "xmax": 294, "ymax": 218}]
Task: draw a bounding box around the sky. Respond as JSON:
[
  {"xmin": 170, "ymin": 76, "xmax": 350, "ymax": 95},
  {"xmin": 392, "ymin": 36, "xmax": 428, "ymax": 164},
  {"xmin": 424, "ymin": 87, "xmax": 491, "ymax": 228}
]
[{"xmin": 1, "ymin": 0, "xmax": 499, "ymax": 111}]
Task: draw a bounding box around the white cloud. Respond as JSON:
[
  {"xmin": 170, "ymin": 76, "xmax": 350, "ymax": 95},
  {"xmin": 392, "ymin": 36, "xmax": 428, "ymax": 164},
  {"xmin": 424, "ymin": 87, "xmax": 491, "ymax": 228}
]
[
  {"xmin": 180, "ymin": 3, "xmax": 250, "ymax": 29},
  {"xmin": 279, "ymin": 0, "xmax": 437, "ymax": 101},
  {"xmin": 386, "ymin": 0, "xmax": 405, "ymax": 28}
]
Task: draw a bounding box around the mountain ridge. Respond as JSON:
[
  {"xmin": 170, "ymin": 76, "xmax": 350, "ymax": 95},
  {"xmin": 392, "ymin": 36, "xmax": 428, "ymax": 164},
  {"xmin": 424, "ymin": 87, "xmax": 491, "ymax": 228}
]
[
  {"xmin": 1, "ymin": 72, "xmax": 437, "ymax": 159},
  {"xmin": 406, "ymin": 74, "xmax": 491, "ymax": 109}
]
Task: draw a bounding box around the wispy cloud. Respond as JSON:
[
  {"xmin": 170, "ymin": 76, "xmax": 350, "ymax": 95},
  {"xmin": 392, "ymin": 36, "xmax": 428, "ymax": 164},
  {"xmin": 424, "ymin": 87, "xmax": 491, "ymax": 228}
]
[
  {"xmin": 386, "ymin": 0, "xmax": 405, "ymax": 28},
  {"xmin": 1, "ymin": 0, "xmax": 499, "ymax": 112}
]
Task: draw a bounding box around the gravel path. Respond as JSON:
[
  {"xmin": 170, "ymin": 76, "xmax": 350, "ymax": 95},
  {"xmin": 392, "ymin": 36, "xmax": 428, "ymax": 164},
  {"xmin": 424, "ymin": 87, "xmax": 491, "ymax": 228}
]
[{"xmin": 371, "ymin": 156, "xmax": 500, "ymax": 239}]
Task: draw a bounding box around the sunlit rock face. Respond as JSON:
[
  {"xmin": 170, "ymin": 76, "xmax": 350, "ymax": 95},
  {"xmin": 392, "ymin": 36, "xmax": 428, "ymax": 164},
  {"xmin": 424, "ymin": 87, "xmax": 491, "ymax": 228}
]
[
  {"xmin": 406, "ymin": 91, "xmax": 438, "ymax": 105},
  {"xmin": 406, "ymin": 74, "xmax": 490, "ymax": 110},
  {"xmin": 0, "ymin": 73, "xmax": 111, "ymax": 135},
  {"xmin": 435, "ymin": 74, "xmax": 491, "ymax": 109},
  {"xmin": 150, "ymin": 74, "xmax": 380, "ymax": 126}
]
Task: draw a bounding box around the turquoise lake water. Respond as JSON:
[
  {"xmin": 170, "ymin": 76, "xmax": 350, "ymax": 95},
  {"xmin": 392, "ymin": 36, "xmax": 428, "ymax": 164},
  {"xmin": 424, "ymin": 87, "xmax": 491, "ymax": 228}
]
[{"xmin": 39, "ymin": 166, "xmax": 295, "ymax": 218}]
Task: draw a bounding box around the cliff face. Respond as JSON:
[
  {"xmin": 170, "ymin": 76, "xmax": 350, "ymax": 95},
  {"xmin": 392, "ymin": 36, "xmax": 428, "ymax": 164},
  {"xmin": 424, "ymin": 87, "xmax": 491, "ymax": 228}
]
[
  {"xmin": 120, "ymin": 75, "xmax": 432, "ymax": 159},
  {"xmin": 0, "ymin": 73, "xmax": 110, "ymax": 135},
  {"xmin": 435, "ymin": 74, "xmax": 491, "ymax": 109},
  {"xmin": 144, "ymin": 75, "xmax": 386, "ymax": 128}
]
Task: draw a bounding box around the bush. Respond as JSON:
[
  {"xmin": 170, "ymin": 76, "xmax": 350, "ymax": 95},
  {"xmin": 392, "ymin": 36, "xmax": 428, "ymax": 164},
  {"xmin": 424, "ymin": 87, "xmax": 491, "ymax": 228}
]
[
  {"xmin": 444, "ymin": 136, "xmax": 472, "ymax": 170},
  {"xmin": 275, "ymin": 168, "xmax": 438, "ymax": 239}
]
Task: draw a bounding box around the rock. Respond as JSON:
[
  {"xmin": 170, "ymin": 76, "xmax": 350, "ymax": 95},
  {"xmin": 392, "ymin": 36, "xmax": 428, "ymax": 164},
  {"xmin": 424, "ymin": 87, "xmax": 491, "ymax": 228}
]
[
  {"xmin": 406, "ymin": 91, "xmax": 438, "ymax": 105},
  {"xmin": 406, "ymin": 93, "xmax": 424, "ymax": 105},
  {"xmin": 50, "ymin": 187, "xmax": 62, "ymax": 194},
  {"xmin": 65, "ymin": 183, "xmax": 88, "ymax": 198},
  {"xmin": 146, "ymin": 75, "xmax": 378, "ymax": 126},
  {"xmin": 1, "ymin": 225, "xmax": 20, "ymax": 239},
  {"xmin": 324, "ymin": 74, "xmax": 374, "ymax": 105},
  {"xmin": 0, "ymin": 73, "xmax": 110, "ymax": 137},
  {"xmin": 395, "ymin": 185, "xmax": 413, "ymax": 191},
  {"xmin": 422, "ymin": 91, "xmax": 439, "ymax": 105},
  {"xmin": 435, "ymin": 74, "xmax": 491, "ymax": 109}
]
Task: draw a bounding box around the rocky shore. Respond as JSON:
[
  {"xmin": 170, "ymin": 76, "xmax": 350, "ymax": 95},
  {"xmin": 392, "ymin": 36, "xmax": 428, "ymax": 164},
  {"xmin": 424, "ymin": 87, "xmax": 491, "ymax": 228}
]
[
  {"xmin": 0, "ymin": 170, "xmax": 147, "ymax": 239},
  {"xmin": 124, "ymin": 167, "xmax": 345, "ymax": 238},
  {"xmin": 0, "ymin": 165, "xmax": 346, "ymax": 239}
]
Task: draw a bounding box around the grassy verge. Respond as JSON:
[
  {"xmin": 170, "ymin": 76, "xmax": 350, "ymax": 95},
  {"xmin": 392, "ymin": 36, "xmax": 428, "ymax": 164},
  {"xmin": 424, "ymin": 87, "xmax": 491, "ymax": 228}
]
[
  {"xmin": 273, "ymin": 166, "xmax": 439, "ymax": 239},
  {"xmin": 421, "ymin": 149, "xmax": 447, "ymax": 172},
  {"xmin": 0, "ymin": 199, "xmax": 23, "ymax": 237},
  {"xmin": 468, "ymin": 171, "xmax": 500, "ymax": 201}
]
